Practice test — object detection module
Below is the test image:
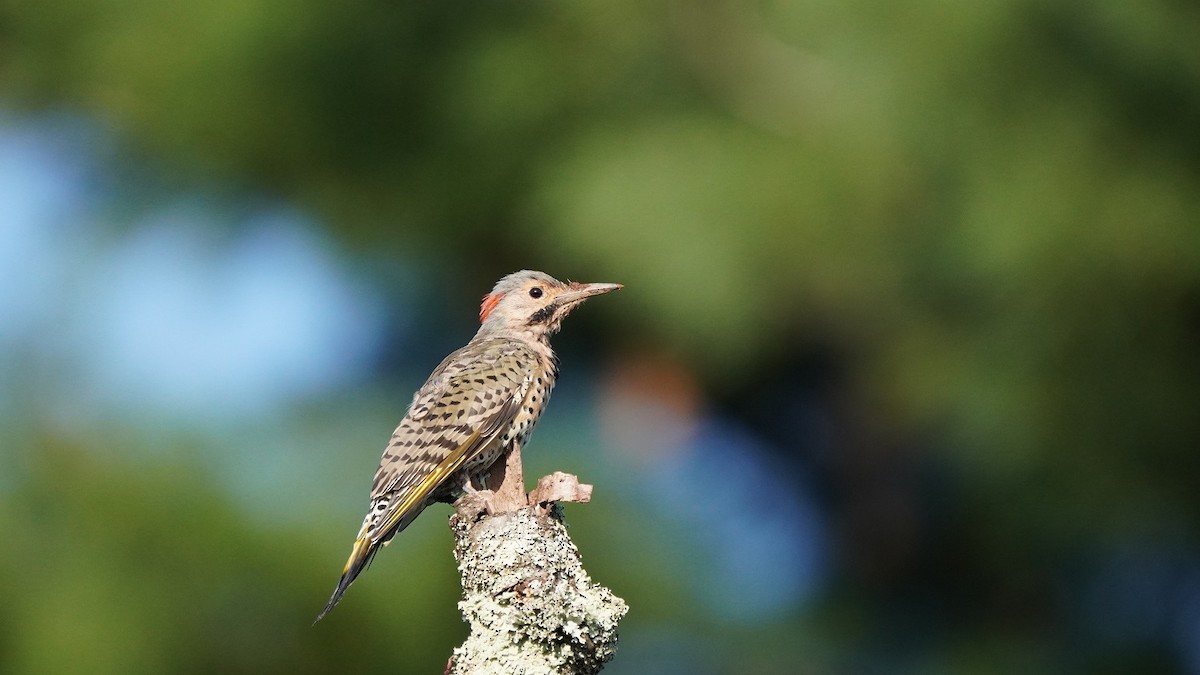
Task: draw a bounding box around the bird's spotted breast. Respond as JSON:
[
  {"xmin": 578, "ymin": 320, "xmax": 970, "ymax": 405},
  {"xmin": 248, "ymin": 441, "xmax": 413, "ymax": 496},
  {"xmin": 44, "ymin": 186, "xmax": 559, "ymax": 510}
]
[
  {"xmin": 448, "ymin": 363, "xmax": 555, "ymax": 493},
  {"xmin": 502, "ymin": 371, "xmax": 553, "ymax": 447}
]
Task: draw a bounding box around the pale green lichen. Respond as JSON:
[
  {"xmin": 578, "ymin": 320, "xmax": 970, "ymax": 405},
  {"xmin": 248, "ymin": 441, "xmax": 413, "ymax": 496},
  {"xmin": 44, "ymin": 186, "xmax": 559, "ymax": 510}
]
[{"xmin": 448, "ymin": 506, "xmax": 627, "ymax": 674}]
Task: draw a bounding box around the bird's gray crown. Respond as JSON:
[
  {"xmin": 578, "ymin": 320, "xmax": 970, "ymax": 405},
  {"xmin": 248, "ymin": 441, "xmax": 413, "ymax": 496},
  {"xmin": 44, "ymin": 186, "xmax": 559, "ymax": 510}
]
[{"xmin": 490, "ymin": 270, "xmax": 562, "ymax": 296}]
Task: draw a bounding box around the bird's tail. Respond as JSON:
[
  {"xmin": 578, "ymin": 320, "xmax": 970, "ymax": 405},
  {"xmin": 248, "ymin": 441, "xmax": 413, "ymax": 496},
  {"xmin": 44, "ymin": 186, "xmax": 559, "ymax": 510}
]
[{"xmin": 314, "ymin": 535, "xmax": 377, "ymax": 623}]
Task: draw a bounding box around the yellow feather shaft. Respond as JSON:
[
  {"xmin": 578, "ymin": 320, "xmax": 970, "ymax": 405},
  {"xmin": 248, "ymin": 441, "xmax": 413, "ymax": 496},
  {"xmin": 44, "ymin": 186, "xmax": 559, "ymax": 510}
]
[{"xmin": 374, "ymin": 430, "xmax": 486, "ymax": 539}]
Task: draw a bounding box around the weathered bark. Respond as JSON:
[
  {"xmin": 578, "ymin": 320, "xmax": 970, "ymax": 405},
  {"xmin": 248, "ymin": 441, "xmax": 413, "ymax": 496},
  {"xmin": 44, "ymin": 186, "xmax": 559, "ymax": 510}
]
[{"xmin": 446, "ymin": 446, "xmax": 627, "ymax": 674}]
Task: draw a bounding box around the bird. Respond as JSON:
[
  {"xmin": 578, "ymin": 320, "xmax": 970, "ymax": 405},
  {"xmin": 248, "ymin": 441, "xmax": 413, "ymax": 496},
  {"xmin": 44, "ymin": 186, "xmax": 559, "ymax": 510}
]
[{"xmin": 316, "ymin": 270, "xmax": 622, "ymax": 622}]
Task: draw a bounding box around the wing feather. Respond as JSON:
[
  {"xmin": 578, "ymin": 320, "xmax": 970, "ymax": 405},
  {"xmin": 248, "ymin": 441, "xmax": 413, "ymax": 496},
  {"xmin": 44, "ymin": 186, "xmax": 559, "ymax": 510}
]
[
  {"xmin": 316, "ymin": 339, "xmax": 537, "ymax": 622},
  {"xmin": 367, "ymin": 340, "xmax": 535, "ymax": 533}
]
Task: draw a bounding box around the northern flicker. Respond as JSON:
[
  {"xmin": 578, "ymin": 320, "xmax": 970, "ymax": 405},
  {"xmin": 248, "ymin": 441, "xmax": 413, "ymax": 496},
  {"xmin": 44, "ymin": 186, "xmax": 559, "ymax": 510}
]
[{"xmin": 316, "ymin": 270, "xmax": 621, "ymax": 621}]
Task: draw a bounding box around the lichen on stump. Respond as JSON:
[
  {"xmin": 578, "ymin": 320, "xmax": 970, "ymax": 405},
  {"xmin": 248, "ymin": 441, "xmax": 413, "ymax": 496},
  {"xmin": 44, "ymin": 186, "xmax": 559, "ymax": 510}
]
[{"xmin": 446, "ymin": 461, "xmax": 626, "ymax": 675}]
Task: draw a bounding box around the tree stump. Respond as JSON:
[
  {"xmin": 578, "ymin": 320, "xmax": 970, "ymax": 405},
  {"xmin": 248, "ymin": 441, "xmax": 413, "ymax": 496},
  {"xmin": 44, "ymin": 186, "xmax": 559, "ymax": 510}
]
[{"xmin": 446, "ymin": 446, "xmax": 627, "ymax": 674}]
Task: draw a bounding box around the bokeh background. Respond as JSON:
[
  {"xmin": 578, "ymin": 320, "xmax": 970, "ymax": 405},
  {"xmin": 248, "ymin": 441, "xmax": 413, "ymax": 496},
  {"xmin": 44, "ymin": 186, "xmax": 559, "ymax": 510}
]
[{"xmin": 2, "ymin": 1, "xmax": 1199, "ymax": 673}]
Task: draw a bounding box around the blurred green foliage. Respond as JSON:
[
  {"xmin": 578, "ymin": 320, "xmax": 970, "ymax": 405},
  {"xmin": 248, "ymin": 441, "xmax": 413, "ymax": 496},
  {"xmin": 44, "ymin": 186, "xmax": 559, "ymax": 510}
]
[
  {"xmin": 2, "ymin": 435, "xmax": 471, "ymax": 674},
  {"xmin": 2, "ymin": 0, "xmax": 1199, "ymax": 672}
]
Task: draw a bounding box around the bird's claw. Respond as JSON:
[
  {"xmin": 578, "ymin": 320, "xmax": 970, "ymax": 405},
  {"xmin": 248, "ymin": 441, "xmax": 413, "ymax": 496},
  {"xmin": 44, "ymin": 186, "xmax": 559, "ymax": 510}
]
[{"xmin": 453, "ymin": 490, "xmax": 497, "ymax": 523}]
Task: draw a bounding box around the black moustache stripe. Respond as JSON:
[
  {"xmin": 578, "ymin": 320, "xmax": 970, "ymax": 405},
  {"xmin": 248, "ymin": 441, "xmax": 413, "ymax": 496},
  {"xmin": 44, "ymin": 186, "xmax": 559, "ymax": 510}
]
[{"xmin": 527, "ymin": 303, "xmax": 559, "ymax": 325}]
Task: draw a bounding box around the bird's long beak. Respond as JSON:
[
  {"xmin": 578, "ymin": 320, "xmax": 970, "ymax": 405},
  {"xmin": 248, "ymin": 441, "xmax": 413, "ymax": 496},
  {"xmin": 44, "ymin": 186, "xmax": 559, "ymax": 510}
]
[{"xmin": 559, "ymin": 282, "xmax": 623, "ymax": 304}]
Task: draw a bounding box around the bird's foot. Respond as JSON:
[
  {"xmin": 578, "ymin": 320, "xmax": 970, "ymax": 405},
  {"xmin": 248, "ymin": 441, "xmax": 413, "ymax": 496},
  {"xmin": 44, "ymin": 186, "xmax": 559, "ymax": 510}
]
[
  {"xmin": 451, "ymin": 444, "xmax": 525, "ymax": 523},
  {"xmin": 453, "ymin": 447, "xmax": 593, "ymax": 523},
  {"xmin": 453, "ymin": 489, "xmax": 497, "ymax": 523},
  {"xmin": 462, "ymin": 471, "xmax": 488, "ymax": 494}
]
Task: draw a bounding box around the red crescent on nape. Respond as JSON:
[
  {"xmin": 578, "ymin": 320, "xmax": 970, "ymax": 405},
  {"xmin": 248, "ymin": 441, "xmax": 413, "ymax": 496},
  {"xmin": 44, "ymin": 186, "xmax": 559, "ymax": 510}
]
[{"xmin": 479, "ymin": 292, "xmax": 505, "ymax": 323}]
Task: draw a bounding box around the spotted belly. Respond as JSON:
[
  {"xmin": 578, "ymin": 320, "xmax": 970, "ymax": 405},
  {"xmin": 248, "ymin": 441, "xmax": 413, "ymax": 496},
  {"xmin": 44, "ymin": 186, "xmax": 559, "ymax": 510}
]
[
  {"xmin": 440, "ymin": 376, "xmax": 554, "ymax": 500},
  {"xmin": 501, "ymin": 376, "xmax": 551, "ymax": 449}
]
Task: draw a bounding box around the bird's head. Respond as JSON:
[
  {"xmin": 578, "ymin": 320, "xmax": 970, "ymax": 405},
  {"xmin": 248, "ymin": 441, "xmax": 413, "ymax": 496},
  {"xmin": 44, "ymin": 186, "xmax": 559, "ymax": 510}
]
[{"xmin": 477, "ymin": 270, "xmax": 622, "ymax": 339}]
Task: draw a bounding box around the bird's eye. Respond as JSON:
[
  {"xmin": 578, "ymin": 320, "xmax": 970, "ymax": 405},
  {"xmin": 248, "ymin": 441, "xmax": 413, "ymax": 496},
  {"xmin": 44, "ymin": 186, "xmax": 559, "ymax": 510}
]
[{"xmin": 529, "ymin": 287, "xmax": 543, "ymax": 299}]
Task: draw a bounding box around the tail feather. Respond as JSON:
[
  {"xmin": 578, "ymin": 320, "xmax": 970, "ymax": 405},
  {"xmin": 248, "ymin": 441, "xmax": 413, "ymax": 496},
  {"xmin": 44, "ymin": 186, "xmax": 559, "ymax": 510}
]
[
  {"xmin": 314, "ymin": 536, "xmax": 377, "ymax": 623},
  {"xmin": 315, "ymin": 498, "xmax": 432, "ymax": 623}
]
